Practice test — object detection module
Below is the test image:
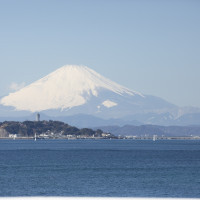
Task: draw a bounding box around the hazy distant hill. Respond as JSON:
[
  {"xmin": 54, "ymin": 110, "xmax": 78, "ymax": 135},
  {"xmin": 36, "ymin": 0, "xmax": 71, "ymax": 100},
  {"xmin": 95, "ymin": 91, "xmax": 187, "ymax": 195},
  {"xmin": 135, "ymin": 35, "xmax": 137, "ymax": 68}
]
[
  {"xmin": 95, "ymin": 125, "xmax": 200, "ymax": 137},
  {"xmin": 1, "ymin": 112, "xmax": 200, "ymax": 128}
]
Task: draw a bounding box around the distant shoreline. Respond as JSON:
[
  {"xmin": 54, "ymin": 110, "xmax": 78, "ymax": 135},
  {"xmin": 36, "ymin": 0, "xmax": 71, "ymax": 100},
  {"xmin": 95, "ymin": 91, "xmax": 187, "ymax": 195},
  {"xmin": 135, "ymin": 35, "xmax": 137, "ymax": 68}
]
[{"xmin": 0, "ymin": 136, "xmax": 200, "ymax": 140}]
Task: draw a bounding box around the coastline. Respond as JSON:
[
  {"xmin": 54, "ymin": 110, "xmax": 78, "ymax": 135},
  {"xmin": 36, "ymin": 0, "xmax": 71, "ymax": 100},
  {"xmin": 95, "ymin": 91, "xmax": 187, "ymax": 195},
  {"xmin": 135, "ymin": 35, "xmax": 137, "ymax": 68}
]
[{"xmin": 0, "ymin": 136, "xmax": 200, "ymax": 140}]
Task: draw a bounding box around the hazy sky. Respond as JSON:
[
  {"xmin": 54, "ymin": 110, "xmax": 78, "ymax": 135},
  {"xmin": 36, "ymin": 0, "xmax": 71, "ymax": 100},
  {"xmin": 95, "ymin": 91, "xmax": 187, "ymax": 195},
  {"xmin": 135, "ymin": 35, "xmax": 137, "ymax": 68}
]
[{"xmin": 0, "ymin": 0, "xmax": 199, "ymax": 107}]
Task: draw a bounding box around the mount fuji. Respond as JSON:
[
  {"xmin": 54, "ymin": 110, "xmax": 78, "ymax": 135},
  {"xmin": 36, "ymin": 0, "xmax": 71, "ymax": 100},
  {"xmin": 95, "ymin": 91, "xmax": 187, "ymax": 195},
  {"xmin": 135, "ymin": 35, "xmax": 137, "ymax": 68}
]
[{"xmin": 0, "ymin": 65, "xmax": 199, "ymax": 126}]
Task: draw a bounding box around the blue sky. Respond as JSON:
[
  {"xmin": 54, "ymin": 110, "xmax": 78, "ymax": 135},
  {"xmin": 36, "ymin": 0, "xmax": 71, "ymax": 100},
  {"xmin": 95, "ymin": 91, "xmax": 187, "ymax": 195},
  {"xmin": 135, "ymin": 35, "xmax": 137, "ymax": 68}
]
[{"xmin": 0, "ymin": 0, "xmax": 199, "ymax": 107}]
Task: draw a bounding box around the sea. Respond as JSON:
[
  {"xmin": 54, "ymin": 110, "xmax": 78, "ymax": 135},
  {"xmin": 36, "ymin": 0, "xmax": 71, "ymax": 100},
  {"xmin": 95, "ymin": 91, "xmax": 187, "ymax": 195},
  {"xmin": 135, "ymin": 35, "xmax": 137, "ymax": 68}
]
[{"xmin": 0, "ymin": 139, "xmax": 200, "ymax": 198}]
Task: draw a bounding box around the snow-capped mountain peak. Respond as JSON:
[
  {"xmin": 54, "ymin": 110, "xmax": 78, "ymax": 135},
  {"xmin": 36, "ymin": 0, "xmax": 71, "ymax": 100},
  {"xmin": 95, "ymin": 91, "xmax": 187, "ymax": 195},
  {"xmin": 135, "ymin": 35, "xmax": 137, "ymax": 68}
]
[{"xmin": 0, "ymin": 65, "xmax": 143, "ymax": 112}]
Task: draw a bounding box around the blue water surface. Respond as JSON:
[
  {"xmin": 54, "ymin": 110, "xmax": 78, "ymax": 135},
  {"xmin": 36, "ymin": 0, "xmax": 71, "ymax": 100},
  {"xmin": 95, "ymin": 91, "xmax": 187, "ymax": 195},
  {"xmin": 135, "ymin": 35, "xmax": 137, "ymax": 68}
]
[{"xmin": 0, "ymin": 139, "xmax": 200, "ymax": 197}]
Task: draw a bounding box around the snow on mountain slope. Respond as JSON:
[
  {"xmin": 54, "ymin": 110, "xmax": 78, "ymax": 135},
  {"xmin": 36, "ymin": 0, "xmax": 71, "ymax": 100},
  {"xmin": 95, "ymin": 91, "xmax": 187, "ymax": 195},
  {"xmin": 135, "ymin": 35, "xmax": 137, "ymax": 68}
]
[
  {"xmin": 0, "ymin": 65, "xmax": 144, "ymax": 112},
  {"xmin": 102, "ymin": 100, "xmax": 118, "ymax": 108}
]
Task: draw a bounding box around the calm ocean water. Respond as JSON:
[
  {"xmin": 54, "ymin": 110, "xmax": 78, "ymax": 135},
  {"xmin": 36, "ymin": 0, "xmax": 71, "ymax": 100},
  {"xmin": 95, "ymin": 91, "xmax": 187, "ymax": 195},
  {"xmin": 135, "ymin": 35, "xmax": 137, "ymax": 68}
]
[{"xmin": 0, "ymin": 139, "xmax": 200, "ymax": 197}]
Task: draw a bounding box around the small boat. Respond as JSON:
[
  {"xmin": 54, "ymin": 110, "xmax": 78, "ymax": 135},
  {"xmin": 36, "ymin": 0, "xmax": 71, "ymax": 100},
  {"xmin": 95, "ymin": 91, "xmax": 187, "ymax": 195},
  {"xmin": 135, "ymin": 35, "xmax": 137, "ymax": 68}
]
[{"xmin": 153, "ymin": 135, "xmax": 157, "ymax": 141}]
